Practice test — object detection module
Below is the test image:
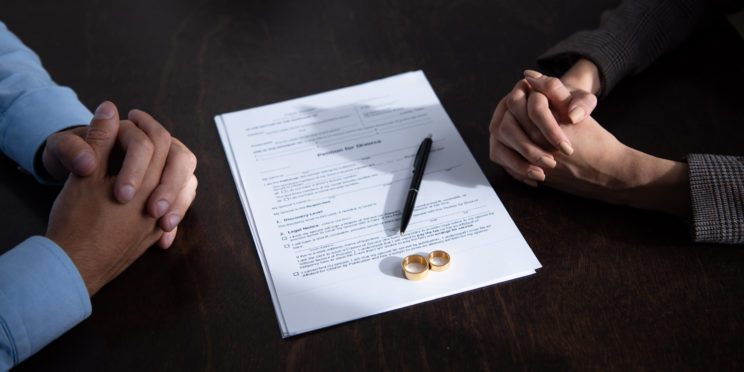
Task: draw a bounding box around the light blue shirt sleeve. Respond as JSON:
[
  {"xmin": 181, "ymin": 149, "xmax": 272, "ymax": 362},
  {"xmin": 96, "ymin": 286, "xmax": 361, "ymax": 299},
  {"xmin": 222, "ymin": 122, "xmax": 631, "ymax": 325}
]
[
  {"xmin": 0, "ymin": 21, "xmax": 94, "ymax": 370},
  {"xmin": 0, "ymin": 20, "xmax": 93, "ymax": 183},
  {"xmin": 0, "ymin": 237, "xmax": 92, "ymax": 371}
]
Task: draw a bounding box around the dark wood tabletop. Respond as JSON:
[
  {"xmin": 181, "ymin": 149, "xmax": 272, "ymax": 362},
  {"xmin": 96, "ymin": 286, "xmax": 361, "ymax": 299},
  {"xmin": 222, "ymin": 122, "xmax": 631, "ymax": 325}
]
[{"xmin": 2, "ymin": 0, "xmax": 743, "ymax": 370}]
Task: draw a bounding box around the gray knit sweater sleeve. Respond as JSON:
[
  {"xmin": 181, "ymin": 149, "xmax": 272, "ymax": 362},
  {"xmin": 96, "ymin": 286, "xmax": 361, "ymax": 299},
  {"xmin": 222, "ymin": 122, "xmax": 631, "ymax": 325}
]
[
  {"xmin": 535, "ymin": 0, "xmax": 744, "ymax": 244},
  {"xmin": 536, "ymin": 0, "xmax": 706, "ymax": 97}
]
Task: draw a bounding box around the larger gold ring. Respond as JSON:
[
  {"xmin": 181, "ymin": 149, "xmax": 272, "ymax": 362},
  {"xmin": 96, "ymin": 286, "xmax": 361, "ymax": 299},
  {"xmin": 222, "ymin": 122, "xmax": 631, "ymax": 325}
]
[
  {"xmin": 401, "ymin": 255, "xmax": 429, "ymax": 281},
  {"xmin": 427, "ymin": 250, "xmax": 450, "ymax": 271}
]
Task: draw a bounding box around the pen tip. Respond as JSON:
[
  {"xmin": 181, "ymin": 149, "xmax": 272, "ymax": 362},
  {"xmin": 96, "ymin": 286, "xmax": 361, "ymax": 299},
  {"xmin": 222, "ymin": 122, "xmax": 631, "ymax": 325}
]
[
  {"xmin": 426, "ymin": 134, "xmax": 432, "ymax": 139},
  {"xmin": 400, "ymin": 232, "xmax": 404, "ymax": 236}
]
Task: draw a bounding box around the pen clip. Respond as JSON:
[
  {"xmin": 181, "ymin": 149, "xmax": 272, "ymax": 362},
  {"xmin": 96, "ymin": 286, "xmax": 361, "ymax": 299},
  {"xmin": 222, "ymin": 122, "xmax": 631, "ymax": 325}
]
[
  {"xmin": 412, "ymin": 145, "xmax": 426, "ymax": 173},
  {"xmin": 412, "ymin": 135, "xmax": 432, "ymax": 173}
]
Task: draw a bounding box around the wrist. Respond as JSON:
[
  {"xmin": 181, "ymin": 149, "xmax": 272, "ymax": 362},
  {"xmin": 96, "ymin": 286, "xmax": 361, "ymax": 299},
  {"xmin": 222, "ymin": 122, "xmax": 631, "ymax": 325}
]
[
  {"xmin": 45, "ymin": 233, "xmax": 103, "ymax": 297},
  {"xmin": 560, "ymin": 58, "xmax": 600, "ymax": 94},
  {"xmin": 67, "ymin": 252, "xmax": 105, "ymax": 297},
  {"xmin": 614, "ymin": 148, "xmax": 691, "ymax": 217}
]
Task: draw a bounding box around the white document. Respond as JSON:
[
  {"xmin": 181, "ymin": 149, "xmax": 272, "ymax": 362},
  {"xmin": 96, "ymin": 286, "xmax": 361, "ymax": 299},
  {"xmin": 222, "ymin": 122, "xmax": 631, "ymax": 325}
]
[{"xmin": 215, "ymin": 71, "xmax": 541, "ymax": 337}]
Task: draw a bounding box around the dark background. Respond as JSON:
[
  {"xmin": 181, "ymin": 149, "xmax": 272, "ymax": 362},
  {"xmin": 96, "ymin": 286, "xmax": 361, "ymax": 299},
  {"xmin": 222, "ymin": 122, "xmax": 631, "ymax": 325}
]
[{"xmin": 1, "ymin": 0, "xmax": 743, "ymax": 370}]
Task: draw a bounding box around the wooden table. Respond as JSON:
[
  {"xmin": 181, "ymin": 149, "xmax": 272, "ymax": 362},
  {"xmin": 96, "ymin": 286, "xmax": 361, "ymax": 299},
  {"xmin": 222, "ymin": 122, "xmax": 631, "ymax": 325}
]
[{"xmin": 2, "ymin": 0, "xmax": 743, "ymax": 370}]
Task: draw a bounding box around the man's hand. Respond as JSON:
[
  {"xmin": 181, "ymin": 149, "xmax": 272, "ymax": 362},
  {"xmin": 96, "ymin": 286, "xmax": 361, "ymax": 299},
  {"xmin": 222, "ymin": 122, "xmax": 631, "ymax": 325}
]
[
  {"xmin": 125, "ymin": 109, "xmax": 198, "ymax": 248},
  {"xmin": 45, "ymin": 101, "xmax": 192, "ymax": 296},
  {"xmin": 42, "ymin": 126, "xmax": 96, "ymax": 179},
  {"xmin": 41, "ymin": 106, "xmax": 197, "ymax": 248}
]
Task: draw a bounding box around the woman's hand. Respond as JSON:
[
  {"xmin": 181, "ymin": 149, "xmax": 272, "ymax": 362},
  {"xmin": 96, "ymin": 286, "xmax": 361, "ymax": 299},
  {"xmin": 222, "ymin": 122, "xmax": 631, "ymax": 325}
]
[
  {"xmin": 489, "ymin": 64, "xmax": 598, "ymax": 186},
  {"xmin": 527, "ymin": 114, "xmax": 691, "ymax": 217},
  {"xmin": 489, "ymin": 61, "xmax": 599, "ymax": 186}
]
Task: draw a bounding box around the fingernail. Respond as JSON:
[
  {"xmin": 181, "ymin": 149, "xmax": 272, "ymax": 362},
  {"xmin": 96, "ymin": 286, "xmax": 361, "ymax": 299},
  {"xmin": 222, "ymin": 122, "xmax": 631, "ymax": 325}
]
[
  {"xmin": 166, "ymin": 214, "xmax": 181, "ymax": 230},
  {"xmin": 94, "ymin": 102, "xmax": 115, "ymax": 119},
  {"xmin": 72, "ymin": 151, "xmax": 95, "ymax": 174},
  {"xmin": 523, "ymin": 70, "xmax": 542, "ymax": 79},
  {"xmin": 539, "ymin": 156, "xmax": 557, "ymax": 168},
  {"xmin": 527, "ymin": 169, "xmax": 545, "ymax": 181},
  {"xmin": 568, "ymin": 106, "xmax": 586, "ymax": 123},
  {"xmin": 559, "ymin": 141, "xmax": 574, "ymax": 156},
  {"xmin": 119, "ymin": 185, "xmax": 135, "ymax": 202},
  {"xmin": 155, "ymin": 200, "xmax": 169, "ymax": 217},
  {"xmin": 161, "ymin": 232, "xmax": 175, "ymax": 249}
]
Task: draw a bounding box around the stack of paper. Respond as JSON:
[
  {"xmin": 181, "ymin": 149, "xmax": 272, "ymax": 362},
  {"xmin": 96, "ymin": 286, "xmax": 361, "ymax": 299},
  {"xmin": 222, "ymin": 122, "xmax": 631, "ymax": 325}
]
[{"xmin": 215, "ymin": 71, "xmax": 541, "ymax": 337}]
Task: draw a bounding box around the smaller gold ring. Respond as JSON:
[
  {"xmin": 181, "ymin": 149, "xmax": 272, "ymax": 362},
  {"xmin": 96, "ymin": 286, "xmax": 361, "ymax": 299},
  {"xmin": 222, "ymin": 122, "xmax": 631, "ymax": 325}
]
[
  {"xmin": 427, "ymin": 250, "xmax": 450, "ymax": 271},
  {"xmin": 401, "ymin": 255, "xmax": 429, "ymax": 281}
]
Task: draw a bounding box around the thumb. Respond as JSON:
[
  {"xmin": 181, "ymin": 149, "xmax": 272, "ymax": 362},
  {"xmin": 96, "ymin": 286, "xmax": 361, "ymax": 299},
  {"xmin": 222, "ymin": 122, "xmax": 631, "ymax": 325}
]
[
  {"xmin": 524, "ymin": 72, "xmax": 573, "ymax": 120},
  {"xmin": 43, "ymin": 126, "xmax": 98, "ymax": 181},
  {"xmin": 86, "ymin": 101, "xmax": 120, "ymax": 174},
  {"xmin": 567, "ymin": 91, "xmax": 598, "ymax": 124}
]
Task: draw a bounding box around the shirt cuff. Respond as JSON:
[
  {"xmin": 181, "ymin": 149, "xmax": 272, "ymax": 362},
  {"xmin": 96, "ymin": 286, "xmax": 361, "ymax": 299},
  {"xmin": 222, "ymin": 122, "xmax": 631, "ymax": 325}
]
[
  {"xmin": 0, "ymin": 87, "xmax": 92, "ymax": 184},
  {"xmin": 0, "ymin": 236, "xmax": 91, "ymax": 368},
  {"xmin": 687, "ymin": 154, "xmax": 744, "ymax": 244}
]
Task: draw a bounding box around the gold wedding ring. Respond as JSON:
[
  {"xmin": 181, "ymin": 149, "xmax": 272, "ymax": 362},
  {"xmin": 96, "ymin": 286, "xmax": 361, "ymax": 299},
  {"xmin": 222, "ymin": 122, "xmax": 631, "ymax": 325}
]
[
  {"xmin": 402, "ymin": 251, "xmax": 451, "ymax": 280},
  {"xmin": 401, "ymin": 255, "xmax": 429, "ymax": 281},
  {"xmin": 427, "ymin": 250, "xmax": 450, "ymax": 271}
]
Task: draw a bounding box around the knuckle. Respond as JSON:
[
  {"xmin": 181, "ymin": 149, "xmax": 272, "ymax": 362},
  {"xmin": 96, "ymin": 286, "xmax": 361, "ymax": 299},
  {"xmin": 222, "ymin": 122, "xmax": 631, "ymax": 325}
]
[
  {"xmin": 489, "ymin": 110, "xmax": 504, "ymax": 133},
  {"xmin": 516, "ymin": 78, "xmax": 529, "ymax": 90},
  {"xmin": 85, "ymin": 127, "xmax": 110, "ymax": 143},
  {"xmin": 151, "ymin": 127, "xmax": 172, "ymax": 149},
  {"xmin": 550, "ymin": 134, "xmax": 565, "ymax": 147},
  {"xmin": 489, "ymin": 149, "xmax": 505, "ymax": 165},
  {"xmin": 186, "ymin": 152, "xmax": 198, "ymax": 171},
  {"xmin": 488, "ymin": 142, "xmax": 504, "ymax": 164},
  {"xmin": 497, "ymin": 120, "xmax": 512, "ymax": 139},
  {"xmin": 525, "ymin": 147, "xmax": 542, "ymax": 164},
  {"xmin": 56, "ymin": 133, "xmax": 77, "ymax": 150},
  {"xmin": 171, "ymin": 137, "xmax": 187, "ymax": 150},
  {"xmin": 120, "ymin": 119, "xmax": 136, "ymax": 128},
  {"xmin": 546, "ymin": 77, "xmax": 563, "ymax": 92},
  {"xmin": 587, "ymin": 94, "xmax": 598, "ymax": 108},
  {"xmin": 527, "ymin": 127, "xmax": 543, "ymax": 143},
  {"xmin": 171, "ymin": 143, "xmax": 197, "ymax": 171},
  {"xmin": 506, "ymin": 91, "xmax": 525, "ymax": 109},
  {"xmin": 503, "ymin": 163, "xmax": 520, "ymax": 176},
  {"xmin": 128, "ymin": 109, "xmax": 148, "ymax": 123},
  {"xmin": 70, "ymin": 126, "xmax": 88, "ymax": 136},
  {"xmin": 137, "ymin": 135, "xmax": 155, "ymax": 155},
  {"xmin": 505, "ymin": 96, "xmax": 520, "ymax": 111},
  {"xmin": 532, "ymin": 97, "xmax": 549, "ymax": 113},
  {"xmin": 490, "ymin": 99, "xmax": 507, "ymax": 126},
  {"xmin": 189, "ymin": 182, "xmax": 198, "ymax": 200},
  {"xmin": 527, "ymin": 107, "xmax": 546, "ymax": 126}
]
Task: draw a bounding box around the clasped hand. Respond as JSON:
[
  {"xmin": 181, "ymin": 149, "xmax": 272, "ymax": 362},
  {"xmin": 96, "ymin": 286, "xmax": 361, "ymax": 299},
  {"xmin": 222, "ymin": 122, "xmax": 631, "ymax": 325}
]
[
  {"xmin": 45, "ymin": 102, "xmax": 198, "ymax": 296},
  {"xmin": 489, "ymin": 69, "xmax": 690, "ymax": 216},
  {"xmin": 42, "ymin": 102, "xmax": 197, "ymax": 249}
]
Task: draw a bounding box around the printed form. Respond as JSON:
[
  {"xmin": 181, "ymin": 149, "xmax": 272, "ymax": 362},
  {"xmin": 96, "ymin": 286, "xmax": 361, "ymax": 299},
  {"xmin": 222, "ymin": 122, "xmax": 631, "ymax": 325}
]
[{"xmin": 215, "ymin": 71, "xmax": 541, "ymax": 337}]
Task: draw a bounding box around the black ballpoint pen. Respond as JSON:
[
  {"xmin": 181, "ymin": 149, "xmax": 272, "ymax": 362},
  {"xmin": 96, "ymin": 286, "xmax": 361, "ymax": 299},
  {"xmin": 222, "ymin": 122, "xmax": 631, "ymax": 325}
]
[{"xmin": 400, "ymin": 135, "xmax": 432, "ymax": 235}]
